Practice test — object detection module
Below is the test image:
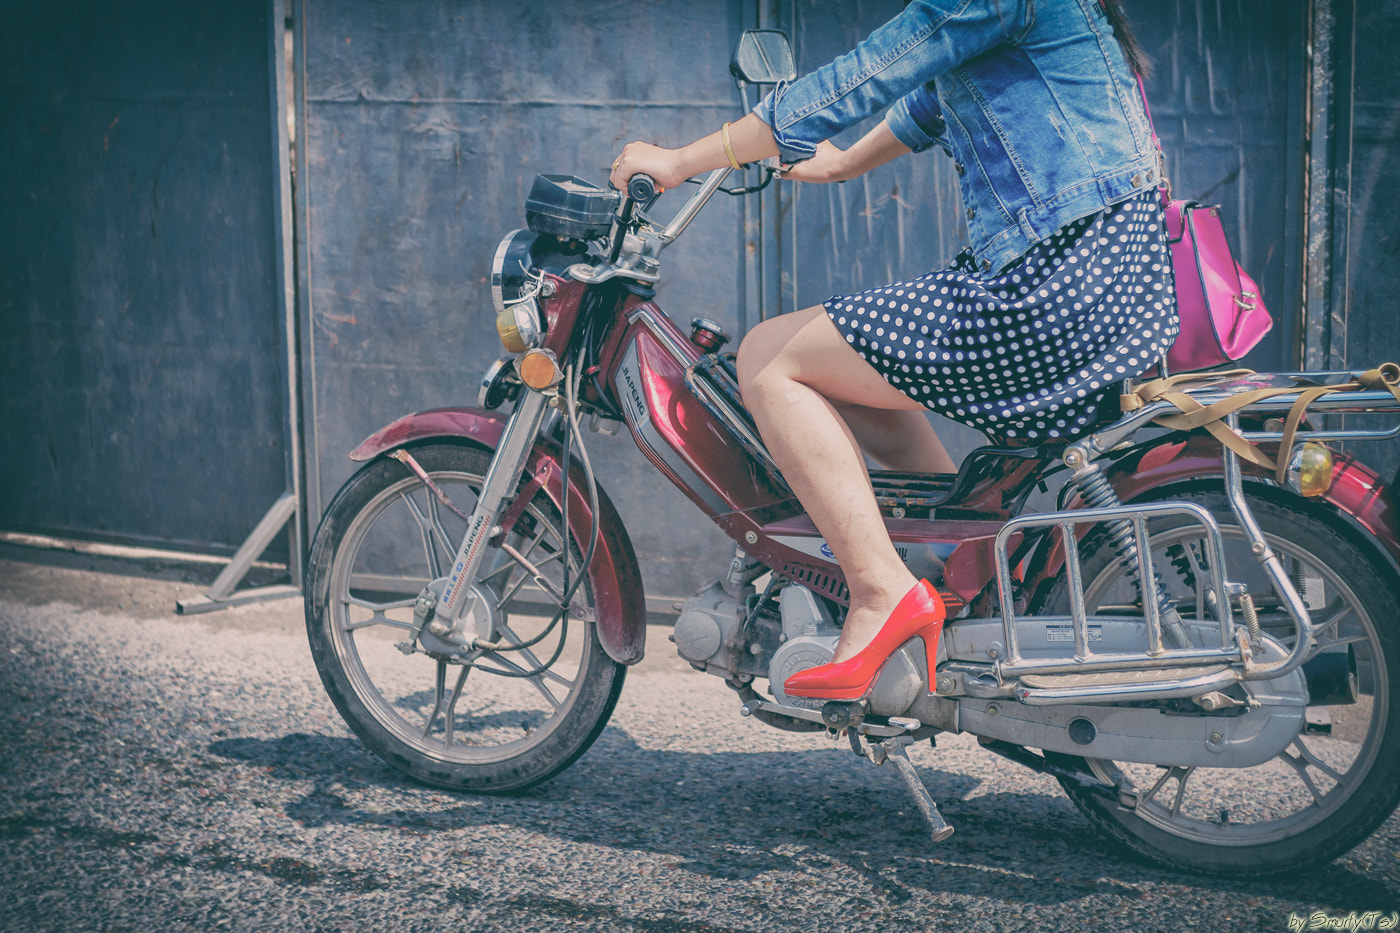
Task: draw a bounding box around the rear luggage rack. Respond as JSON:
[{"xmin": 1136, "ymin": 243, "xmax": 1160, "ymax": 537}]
[{"xmin": 994, "ymin": 500, "xmax": 1249, "ymax": 704}]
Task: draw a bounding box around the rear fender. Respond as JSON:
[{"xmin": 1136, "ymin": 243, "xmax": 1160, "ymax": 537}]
[
  {"xmin": 349, "ymin": 407, "xmax": 648, "ymax": 665},
  {"xmin": 1024, "ymin": 433, "xmax": 1400, "ymax": 608}
]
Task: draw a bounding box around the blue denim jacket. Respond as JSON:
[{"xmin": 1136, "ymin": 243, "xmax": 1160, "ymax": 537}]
[{"xmin": 755, "ymin": 0, "xmax": 1160, "ymax": 274}]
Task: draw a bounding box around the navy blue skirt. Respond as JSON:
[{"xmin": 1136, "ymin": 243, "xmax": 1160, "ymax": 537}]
[{"xmin": 826, "ymin": 190, "xmax": 1178, "ymax": 441}]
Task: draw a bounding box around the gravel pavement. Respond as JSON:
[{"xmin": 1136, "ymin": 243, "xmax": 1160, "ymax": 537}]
[{"xmin": 1, "ymin": 551, "xmax": 1397, "ymax": 933}]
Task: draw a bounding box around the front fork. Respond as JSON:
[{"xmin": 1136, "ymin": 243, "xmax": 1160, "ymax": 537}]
[{"xmin": 432, "ymin": 387, "xmax": 551, "ymax": 625}]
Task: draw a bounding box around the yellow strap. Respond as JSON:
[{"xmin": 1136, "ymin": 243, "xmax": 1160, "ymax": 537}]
[{"xmin": 1124, "ymin": 364, "xmax": 1400, "ymax": 477}]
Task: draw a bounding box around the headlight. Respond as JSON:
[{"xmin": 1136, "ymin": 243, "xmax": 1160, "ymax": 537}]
[
  {"xmin": 495, "ymin": 297, "xmax": 542, "ymax": 353},
  {"xmin": 490, "ymin": 229, "xmax": 537, "ymax": 314},
  {"xmin": 490, "ymin": 229, "xmax": 546, "ymax": 352}
]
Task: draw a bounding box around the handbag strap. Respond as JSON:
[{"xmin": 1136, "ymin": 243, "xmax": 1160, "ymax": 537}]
[
  {"xmin": 1123, "ymin": 365, "xmax": 1400, "ymax": 483},
  {"xmin": 1135, "ymin": 74, "xmax": 1172, "ymax": 202}
]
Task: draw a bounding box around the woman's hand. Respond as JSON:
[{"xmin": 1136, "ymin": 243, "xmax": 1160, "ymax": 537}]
[
  {"xmin": 782, "ymin": 122, "xmax": 913, "ymax": 184},
  {"xmin": 779, "ymin": 140, "xmax": 850, "ymax": 183},
  {"xmin": 609, "ymin": 141, "xmax": 687, "ymax": 193}
]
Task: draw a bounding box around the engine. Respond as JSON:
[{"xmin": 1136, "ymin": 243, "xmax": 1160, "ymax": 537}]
[{"xmin": 672, "ymin": 559, "xmax": 925, "ymax": 717}]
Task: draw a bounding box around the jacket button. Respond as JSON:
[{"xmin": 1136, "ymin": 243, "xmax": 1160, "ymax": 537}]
[
  {"xmin": 954, "ymin": 161, "xmax": 965, "ymax": 176},
  {"xmin": 966, "ymin": 206, "xmax": 976, "ymax": 220},
  {"xmin": 981, "ymin": 258, "xmax": 992, "ymax": 271},
  {"xmin": 1131, "ymin": 174, "xmax": 1142, "ymax": 187}
]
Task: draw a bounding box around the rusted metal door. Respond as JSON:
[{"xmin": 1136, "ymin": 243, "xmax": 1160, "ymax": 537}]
[{"xmin": 0, "ymin": 1, "xmax": 293, "ymax": 557}]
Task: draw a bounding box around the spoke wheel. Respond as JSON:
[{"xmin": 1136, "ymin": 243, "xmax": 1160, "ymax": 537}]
[
  {"xmin": 305, "ymin": 443, "xmax": 626, "ymax": 793},
  {"xmin": 1041, "ymin": 490, "xmax": 1400, "ymax": 876}
]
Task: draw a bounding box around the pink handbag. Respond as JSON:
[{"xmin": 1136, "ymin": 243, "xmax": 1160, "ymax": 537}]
[
  {"xmin": 1138, "ymin": 77, "xmax": 1273, "ymax": 374},
  {"xmin": 1163, "ymin": 199, "xmax": 1272, "ymax": 374}
]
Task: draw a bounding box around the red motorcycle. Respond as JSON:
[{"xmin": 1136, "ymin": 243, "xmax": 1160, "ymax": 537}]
[{"xmin": 305, "ymin": 32, "xmax": 1400, "ymax": 877}]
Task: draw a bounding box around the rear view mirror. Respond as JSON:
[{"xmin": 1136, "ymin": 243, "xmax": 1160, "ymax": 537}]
[{"xmin": 730, "ymin": 30, "xmax": 797, "ymax": 85}]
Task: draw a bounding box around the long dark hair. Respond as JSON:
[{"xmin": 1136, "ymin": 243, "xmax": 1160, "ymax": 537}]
[{"xmin": 1101, "ymin": 0, "xmax": 1153, "ymax": 79}]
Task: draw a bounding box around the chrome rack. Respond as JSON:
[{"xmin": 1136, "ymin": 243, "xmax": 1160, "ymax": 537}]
[{"xmin": 992, "ymin": 499, "xmax": 1247, "ymax": 705}]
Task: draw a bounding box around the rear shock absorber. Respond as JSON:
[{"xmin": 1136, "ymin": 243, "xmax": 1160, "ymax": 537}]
[{"xmin": 1064, "ymin": 448, "xmax": 1189, "ymax": 647}]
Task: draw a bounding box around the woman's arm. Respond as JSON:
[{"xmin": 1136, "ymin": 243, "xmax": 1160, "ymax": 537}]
[
  {"xmin": 607, "ymin": 110, "xmax": 913, "ymax": 194},
  {"xmin": 779, "ymin": 120, "xmax": 912, "ymax": 184},
  {"xmin": 608, "ymin": 112, "xmax": 778, "ymax": 192}
]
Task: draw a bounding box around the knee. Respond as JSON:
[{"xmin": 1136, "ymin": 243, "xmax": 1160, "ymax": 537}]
[
  {"xmin": 735, "ymin": 324, "xmax": 774, "ymax": 397},
  {"xmin": 735, "ymin": 315, "xmax": 794, "ymax": 397}
]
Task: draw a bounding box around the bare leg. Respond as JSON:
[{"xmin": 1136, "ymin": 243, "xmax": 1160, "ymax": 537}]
[
  {"xmin": 737, "ymin": 305, "xmax": 935, "ymax": 663},
  {"xmin": 837, "ymin": 404, "xmax": 955, "ymax": 473}
]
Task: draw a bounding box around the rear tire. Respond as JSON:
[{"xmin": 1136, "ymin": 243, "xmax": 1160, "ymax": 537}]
[
  {"xmin": 304, "ymin": 442, "xmax": 626, "ymax": 793},
  {"xmin": 1042, "ymin": 489, "xmax": 1400, "ymax": 876}
]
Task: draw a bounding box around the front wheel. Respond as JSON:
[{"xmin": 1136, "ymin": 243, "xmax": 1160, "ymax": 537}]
[
  {"xmin": 1042, "ymin": 489, "xmax": 1400, "ymax": 877},
  {"xmin": 304, "ymin": 442, "xmax": 626, "ymax": 793}
]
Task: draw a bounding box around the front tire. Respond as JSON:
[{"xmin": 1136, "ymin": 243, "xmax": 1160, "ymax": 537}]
[
  {"xmin": 304, "ymin": 442, "xmax": 626, "ymax": 793},
  {"xmin": 1043, "ymin": 489, "xmax": 1400, "ymax": 876}
]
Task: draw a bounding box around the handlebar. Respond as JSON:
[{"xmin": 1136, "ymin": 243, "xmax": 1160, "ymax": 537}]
[
  {"xmin": 626, "ymin": 173, "xmax": 658, "ymax": 203},
  {"xmin": 578, "ymin": 167, "xmax": 734, "ymax": 285}
]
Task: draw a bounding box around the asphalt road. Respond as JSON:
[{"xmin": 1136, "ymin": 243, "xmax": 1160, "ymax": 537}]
[{"xmin": 1, "ymin": 551, "xmax": 1397, "ymax": 933}]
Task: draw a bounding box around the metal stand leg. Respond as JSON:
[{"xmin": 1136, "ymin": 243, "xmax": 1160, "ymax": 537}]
[
  {"xmin": 176, "ymin": 492, "xmax": 299, "ymax": 614},
  {"xmin": 864, "ymin": 735, "xmax": 955, "ymax": 843}
]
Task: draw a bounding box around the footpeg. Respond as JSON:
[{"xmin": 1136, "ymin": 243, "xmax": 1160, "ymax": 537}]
[
  {"xmin": 820, "ymin": 701, "xmax": 865, "ymax": 729},
  {"xmin": 854, "ymin": 734, "xmax": 954, "ymax": 843}
]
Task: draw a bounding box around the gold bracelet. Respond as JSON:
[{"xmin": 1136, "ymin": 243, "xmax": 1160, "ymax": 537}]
[{"xmin": 720, "ymin": 122, "xmax": 743, "ymax": 171}]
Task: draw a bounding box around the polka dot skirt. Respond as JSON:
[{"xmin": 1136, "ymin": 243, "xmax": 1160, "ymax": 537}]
[{"xmin": 826, "ymin": 190, "xmax": 1179, "ymax": 442}]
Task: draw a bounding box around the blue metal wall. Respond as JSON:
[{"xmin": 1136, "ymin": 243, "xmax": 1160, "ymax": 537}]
[
  {"xmin": 0, "ymin": 1, "xmax": 292, "ymax": 555},
  {"xmin": 1312, "ymin": 1, "xmax": 1400, "ymax": 481},
  {"xmin": 294, "ymin": 0, "xmax": 755, "ymax": 603}
]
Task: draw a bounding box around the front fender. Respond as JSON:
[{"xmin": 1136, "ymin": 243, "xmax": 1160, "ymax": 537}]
[{"xmin": 350, "ymin": 407, "xmax": 648, "ymax": 665}]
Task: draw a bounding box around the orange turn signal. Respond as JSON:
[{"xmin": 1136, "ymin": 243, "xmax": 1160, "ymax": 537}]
[{"xmin": 518, "ymin": 348, "xmax": 563, "ymax": 390}]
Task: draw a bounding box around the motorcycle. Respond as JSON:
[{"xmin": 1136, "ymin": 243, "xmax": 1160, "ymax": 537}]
[{"xmin": 304, "ymin": 31, "xmax": 1400, "ymax": 877}]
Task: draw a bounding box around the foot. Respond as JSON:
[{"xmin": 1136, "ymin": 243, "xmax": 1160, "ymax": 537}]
[
  {"xmin": 783, "ymin": 580, "xmax": 945, "ymax": 701},
  {"xmin": 830, "ymin": 577, "xmax": 920, "ymax": 664}
]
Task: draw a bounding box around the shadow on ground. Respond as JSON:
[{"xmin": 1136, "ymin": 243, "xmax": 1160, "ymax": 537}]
[{"xmin": 206, "ymin": 726, "xmax": 1399, "ymax": 916}]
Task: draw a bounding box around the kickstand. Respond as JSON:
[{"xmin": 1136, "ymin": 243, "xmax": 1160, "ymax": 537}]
[{"xmin": 852, "ymin": 732, "xmax": 955, "ymax": 843}]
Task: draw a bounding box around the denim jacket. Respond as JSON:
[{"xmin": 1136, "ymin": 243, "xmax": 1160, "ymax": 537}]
[{"xmin": 755, "ymin": 0, "xmax": 1160, "ymax": 274}]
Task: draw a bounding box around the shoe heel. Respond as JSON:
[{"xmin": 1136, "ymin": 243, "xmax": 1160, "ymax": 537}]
[
  {"xmin": 915, "ymin": 587, "xmax": 946, "ymax": 679},
  {"xmin": 915, "ymin": 620, "xmax": 944, "ymax": 679}
]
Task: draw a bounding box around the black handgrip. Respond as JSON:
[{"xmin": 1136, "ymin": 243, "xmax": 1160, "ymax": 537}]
[{"xmin": 627, "ymin": 174, "xmax": 657, "ymax": 203}]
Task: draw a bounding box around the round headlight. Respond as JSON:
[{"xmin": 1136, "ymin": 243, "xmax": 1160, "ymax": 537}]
[
  {"xmin": 490, "ymin": 229, "xmax": 538, "ymax": 315},
  {"xmin": 495, "ymin": 297, "xmax": 543, "ymax": 353}
]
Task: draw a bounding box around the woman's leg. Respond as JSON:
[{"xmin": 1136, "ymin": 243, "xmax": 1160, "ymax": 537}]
[
  {"xmin": 836, "ymin": 404, "xmax": 955, "ymax": 474},
  {"xmin": 736, "ymin": 305, "xmax": 939, "ymax": 664}
]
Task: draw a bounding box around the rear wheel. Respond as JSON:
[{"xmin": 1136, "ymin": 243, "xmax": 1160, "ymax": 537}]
[
  {"xmin": 304, "ymin": 442, "xmax": 626, "ymax": 793},
  {"xmin": 1043, "ymin": 489, "xmax": 1400, "ymax": 876}
]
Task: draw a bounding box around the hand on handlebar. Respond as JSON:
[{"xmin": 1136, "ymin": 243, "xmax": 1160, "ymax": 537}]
[{"xmin": 609, "ymin": 141, "xmax": 686, "ymax": 194}]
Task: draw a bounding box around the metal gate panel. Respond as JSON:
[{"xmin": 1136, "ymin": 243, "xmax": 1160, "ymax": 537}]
[
  {"xmin": 293, "ymin": 0, "xmax": 1386, "ymax": 602},
  {"xmin": 1314, "ymin": 0, "xmax": 1400, "ymax": 481},
  {"xmin": 0, "ymin": 1, "xmax": 291, "ymax": 555},
  {"xmin": 295, "ymin": 0, "xmax": 753, "ymax": 601}
]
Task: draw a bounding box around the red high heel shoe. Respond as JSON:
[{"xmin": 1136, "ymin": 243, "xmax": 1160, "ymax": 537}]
[{"xmin": 783, "ymin": 580, "xmax": 945, "ymax": 701}]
